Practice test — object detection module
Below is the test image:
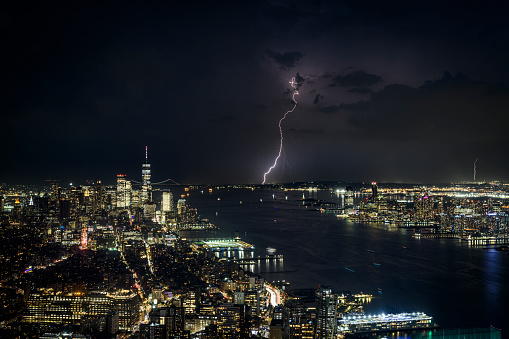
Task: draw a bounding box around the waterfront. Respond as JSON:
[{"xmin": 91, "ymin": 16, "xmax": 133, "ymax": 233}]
[{"xmin": 181, "ymin": 187, "xmax": 509, "ymax": 332}]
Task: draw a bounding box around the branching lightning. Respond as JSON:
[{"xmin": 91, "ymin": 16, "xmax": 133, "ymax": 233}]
[
  {"xmin": 474, "ymin": 158, "xmax": 478, "ymax": 181},
  {"xmin": 262, "ymin": 77, "xmax": 300, "ymax": 184},
  {"xmin": 262, "ymin": 73, "xmax": 318, "ymax": 184}
]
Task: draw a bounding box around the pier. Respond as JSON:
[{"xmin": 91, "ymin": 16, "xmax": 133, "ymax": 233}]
[
  {"xmin": 462, "ymin": 236, "xmax": 509, "ymax": 246},
  {"xmin": 231, "ymin": 255, "xmax": 283, "ymax": 263},
  {"xmin": 191, "ymin": 238, "xmax": 255, "ymax": 251}
]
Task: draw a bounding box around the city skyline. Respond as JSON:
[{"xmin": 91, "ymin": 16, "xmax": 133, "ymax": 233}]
[{"xmin": 3, "ymin": 1, "xmax": 509, "ymax": 185}]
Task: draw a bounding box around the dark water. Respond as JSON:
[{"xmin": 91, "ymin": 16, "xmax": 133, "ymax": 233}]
[{"xmin": 178, "ymin": 187, "xmax": 509, "ymax": 332}]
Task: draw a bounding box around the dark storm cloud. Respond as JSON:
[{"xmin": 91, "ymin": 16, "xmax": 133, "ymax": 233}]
[
  {"xmin": 265, "ymin": 50, "xmax": 304, "ymax": 70},
  {"xmin": 3, "ymin": 0, "xmax": 509, "ymax": 184},
  {"xmin": 288, "ymin": 128, "xmax": 324, "ymax": 135},
  {"xmin": 317, "ymin": 105, "xmax": 339, "ymax": 114},
  {"xmin": 329, "ymin": 71, "xmax": 382, "ymax": 88},
  {"xmin": 313, "ymin": 94, "xmax": 323, "ymax": 105},
  {"xmin": 253, "ymin": 104, "xmax": 266, "ymax": 110},
  {"xmin": 349, "ymin": 88, "xmax": 372, "ymax": 94},
  {"xmin": 345, "ymin": 72, "xmax": 509, "ymax": 141},
  {"xmin": 209, "ymin": 115, "xmax": 235, "ymax": 123},
  {"xmin": 261, "ymin": 2, "xmax": 320, "ymax": 32}
]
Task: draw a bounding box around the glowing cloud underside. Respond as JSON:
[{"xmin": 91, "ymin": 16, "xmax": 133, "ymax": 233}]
[{"xmin": 262, "ymin": 77, "xmax": 300, "ymax": 184}]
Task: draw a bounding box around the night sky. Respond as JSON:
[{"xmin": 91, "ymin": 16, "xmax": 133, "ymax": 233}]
[{"xmin": 3, "ymin": 1, "xmax": 509, "ymax": 185}]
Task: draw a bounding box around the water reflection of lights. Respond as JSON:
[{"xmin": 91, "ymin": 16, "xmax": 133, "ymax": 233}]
[{"xmin": 484, "ymin": 249, "xmax": 501, "ymax": 299}]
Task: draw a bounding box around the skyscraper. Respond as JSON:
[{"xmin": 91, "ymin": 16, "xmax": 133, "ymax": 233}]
[
  {"xmin": 371, "ymin": 181, "xmax": 378, "ymax": 202},
  {"xmin": 141, "ymin": 146, "xmax": 152, "ymax": 203},
  {"xmin": 116, "ymin": 174, "xmax": 132, "ymax": 209},
  {"xmin": 345, "ymin": 186, "xmax": 354, "ymax": 213},
  {"xmin": 315, "ymin": 286, "xmax": 338, "ymax": 339},
  {"xmin": 162, "ymin": 191, "xmax": 173, "ymax": 213}
]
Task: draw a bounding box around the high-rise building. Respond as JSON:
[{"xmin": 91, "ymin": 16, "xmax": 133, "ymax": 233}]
[
  {"xmin": 162, "ymin": 191, "xmax": 173, "ymax": 213},
  {"xmin": 345, "ymin": 186, "xmax": 354, "ymax": 213},
  {"xmin": 25, "ymin": 290, "xmax": 140, "ymax": 331},
  {"xmin": 58, "ymin": 199, "xmax": 70, "ymax": 223},
  {"xmin": 116, "ymin": 174, "xmax": 132, "ymax": 209},
  {"xmin": 143, "ymin": 202, "xmax": 156, "ymax": 222},
  {"xmin": 141, "ymin": 146, "xmax": 152, "ymax": 203},
  {"xmin": 131, "ymin": 189, "xmax": 141, "ymax": 208},
  {"xmin": 315, "ymin": 286, "xmax": 339, "ymax": 339},
  {"xmin": 139, "ymin": 322, "xmax": 166, "ymax": 338},
  {"xmin": 93, "ymin": 180, "xmax": 104, "ymax": 217},
  {"xmin": 177, "ymin": 199, "xmax": 186, "ymax": 215},
  {"xmin": 371, "ymin": 182, "xmax": 378, "ymax": 202},
  {"xmin": 149, "ymin": 306, "xmax": 187, "ymax": 336}
]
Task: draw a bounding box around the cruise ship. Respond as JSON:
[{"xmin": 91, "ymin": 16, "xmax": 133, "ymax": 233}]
[{"xmin": 338, "ymin": 312, "xmax": 436, "ymax": 333}]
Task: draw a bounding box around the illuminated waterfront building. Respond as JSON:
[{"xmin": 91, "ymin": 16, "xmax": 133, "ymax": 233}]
[
  {"xmin": 345, "ymin": 186, "xmax": 354, "ymax": 213},
  {"xmin": 414, "ymin": 193, "xmax": 434, "ymax": 222},
  {"xmin": 315, "ymin": 286, "xmax": 339, "ymax": 339},
  {"xmin": 371, "ymin": 182, "xmax": 378, "ymax": 201}
]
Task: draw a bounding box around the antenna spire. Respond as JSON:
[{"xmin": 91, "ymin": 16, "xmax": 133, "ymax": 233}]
[{"xmin": 145, "ymin": 146, "xmax": 148, "ymax": 163}]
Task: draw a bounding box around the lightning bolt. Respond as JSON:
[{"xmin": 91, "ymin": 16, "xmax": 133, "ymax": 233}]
[
  {"xmin": 474, "ymin": 158, "xmax": 478, "ymax": 181},
  {"xmin": 262, "ymin": 77, "xmax": 300, "ymax": 184}
]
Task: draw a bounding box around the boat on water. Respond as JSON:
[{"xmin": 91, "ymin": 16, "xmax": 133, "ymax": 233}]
[
  {"xmin": 378, "ymin": 288, "xmax": 383, "ymax": 294},
  {"xmin": 266, "ymin": 247, "xmax": 277, "ymax": 255},
  {"xmin": 217, "ymin": 197, "xmax": 221, "ymax": 201},
  {"xmin": 373, "ymin": 263, "xmax": 381, "ymax": 266}
]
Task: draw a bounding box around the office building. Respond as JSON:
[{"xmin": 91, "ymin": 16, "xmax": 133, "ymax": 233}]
[
  {"xmin": 116, "ymin": 174, "xmax": 132, "ymax": 209},
  {"xmin": 162, "ymin": 191, "xmax": 173, "ymax": 213},
  {"xmin": 25, "ymin": 290, "xmax": 140, "ymax": 331},
  {"xmin": 141, "ymin": 146, "xmax": 152, "ymax": 203},
  {"xmin": 315, "ymin": 286, "xmax": 339, "ymax": 339}
]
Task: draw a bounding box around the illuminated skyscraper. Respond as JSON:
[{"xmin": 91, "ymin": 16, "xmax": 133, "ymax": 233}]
[
  {"xmin": 141, "ymin": 146, "xmax": 152, "ymax": 203},
  {"xmin": 315, "ymin": 286, "xmax": 339, "ymax": 339},
  {"xmin": 345, "ymin": 186, "xmax": 354, "ymax": 213},
  {"xmin": 177, "ymin": 199, "xmax": 186, "ymax": 215},
  {"xmin": 116, "ymin": 174, "xmax": 132, "ymax": 209},
  {"xmin": 162, "ymin": 191, "xmax": 173, "ymax": 213},
  {"xmin": 371, "ymin": 182, "xmax": 378, "ymax": 202},
  {"xmin": 93, "ymin": 180, "xmax": 104, "ymax": 216}
]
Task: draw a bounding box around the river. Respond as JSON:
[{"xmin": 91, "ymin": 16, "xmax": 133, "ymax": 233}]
[{"xmin": 176, "ymin": 187, "xmax": 509, "ymax": 332}]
